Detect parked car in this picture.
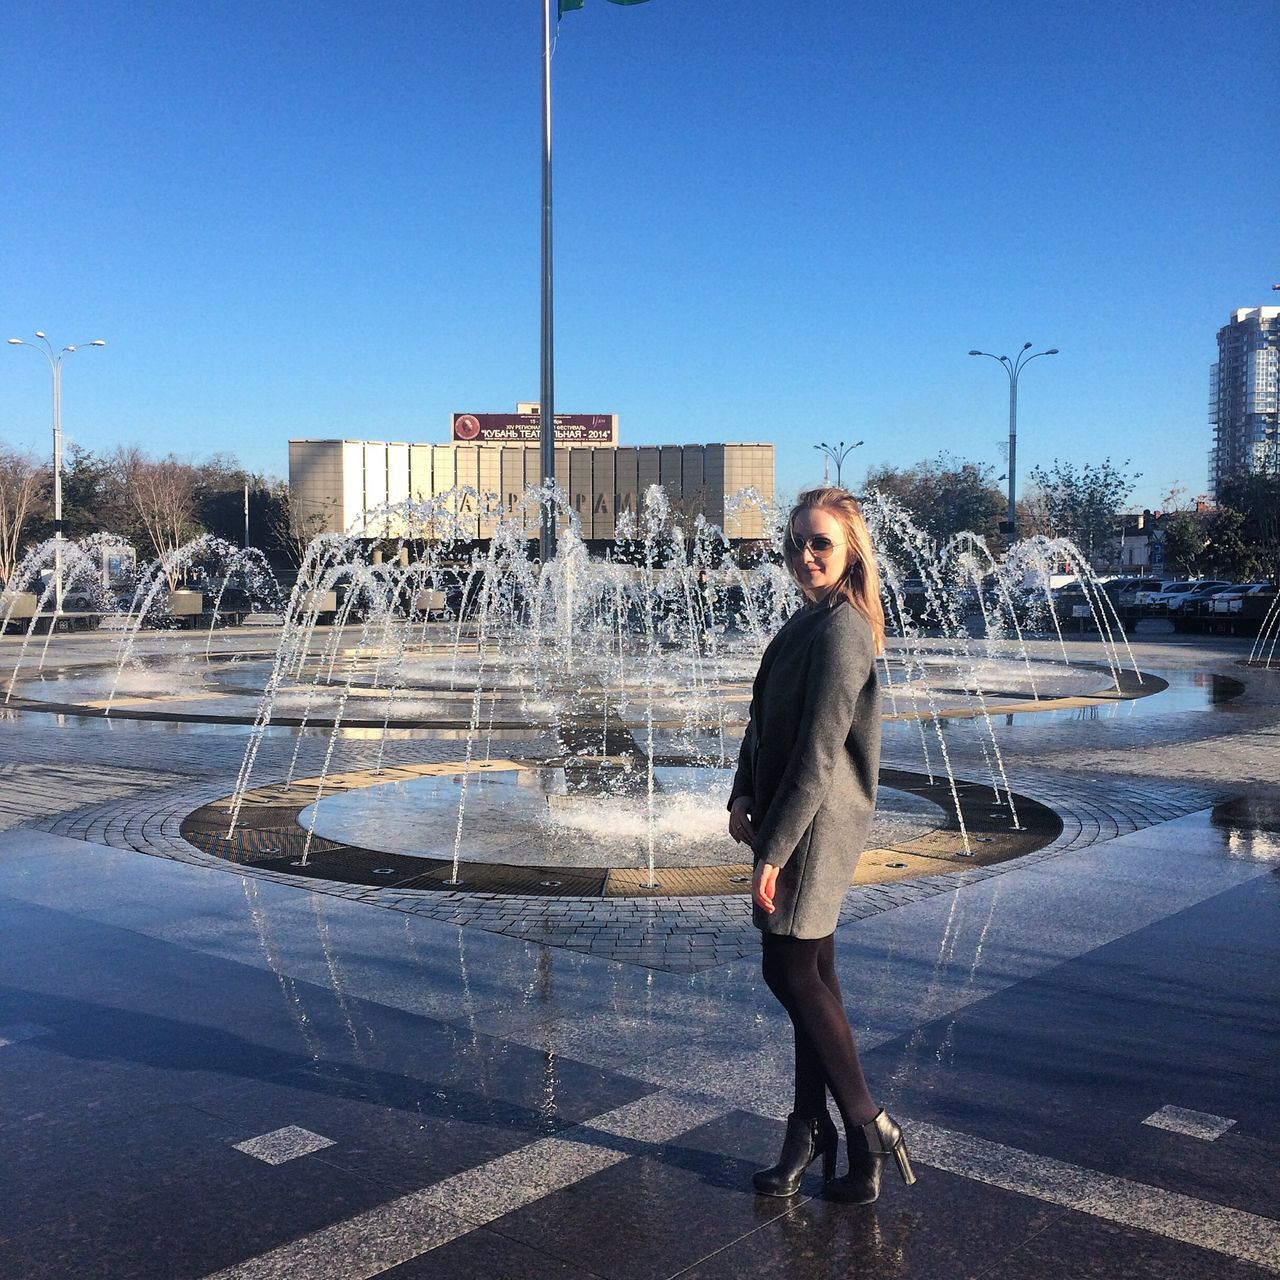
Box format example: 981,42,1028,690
1130,580,1175,609
1146,580,1231,614
1115,578,1166,610
1050,580,1108,629
1209,582,1273,612
1170,583,1238,632
1165,581,1232,616
1098,576,1148,596
1203,582,1278,634
1095,577,1150,614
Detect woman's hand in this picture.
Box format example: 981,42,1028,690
753,860,778,915
728,796,756,849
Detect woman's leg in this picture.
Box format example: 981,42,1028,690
761,933,878,1136
762,935,826,1116
816,932,843,1003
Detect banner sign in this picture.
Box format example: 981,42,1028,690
452,413,616,445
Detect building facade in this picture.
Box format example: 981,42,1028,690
1209,306,1280,496
288,433,775,545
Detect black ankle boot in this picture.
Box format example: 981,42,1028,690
753,1112,839,1197
824,1109,917,1204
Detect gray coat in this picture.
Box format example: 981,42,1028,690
729,596,881,938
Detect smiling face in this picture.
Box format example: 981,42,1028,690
788,506,851,601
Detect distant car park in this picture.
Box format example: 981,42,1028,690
1146,580,1232,614
1174,582,1277,634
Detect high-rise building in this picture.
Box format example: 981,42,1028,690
1208,307,1280,496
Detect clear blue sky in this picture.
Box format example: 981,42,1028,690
2,0,1276,510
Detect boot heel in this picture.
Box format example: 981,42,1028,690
892,1138,917,1185
822,1143,837,1181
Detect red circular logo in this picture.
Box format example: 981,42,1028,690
455,414,481,441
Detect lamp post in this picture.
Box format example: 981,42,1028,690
539,0,557,566
813,439,864,488
7,332,107,613
968,343,1058,550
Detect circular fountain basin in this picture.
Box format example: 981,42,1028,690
183,757,1065,896
8,641,1155,730
298,766,945,870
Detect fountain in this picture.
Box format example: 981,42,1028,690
1247,592,1280,669
1,484,1161,895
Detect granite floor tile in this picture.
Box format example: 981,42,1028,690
861,875,1280,1216
376,1224,603,1279
0,1139,400,1280
832,853,1274,1052
975,1210,1277,1280
186,1059,653,1193
676,1165,1070,1280
0,1102,245,1240
453,981,775,1073
0,893,659,1130
475,1111,809,1280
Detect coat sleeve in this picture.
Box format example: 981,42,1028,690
727,713,756,810
752,609,872,870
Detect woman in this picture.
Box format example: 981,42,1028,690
727,487,915,1205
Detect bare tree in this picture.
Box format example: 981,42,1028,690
0,449,47,584
266,482,339,567
111,447,203,585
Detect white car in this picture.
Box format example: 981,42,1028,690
1130,580,1174,607
1210,583,1274,614
1147,580,1229,613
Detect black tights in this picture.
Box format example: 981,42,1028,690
761,932,878,1137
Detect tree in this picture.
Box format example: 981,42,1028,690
266,482,338,567
20,443,112,547
1015,488,1054,541
57,444,111,541
1200,507,1266,581
1024,458,1141,559
192,454,244,541
110,447,203,582
864,453,1005,549
1216,474,1280,580
1158,510,1209,578
0,449,46,584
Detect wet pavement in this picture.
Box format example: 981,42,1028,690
0,625,1278,1277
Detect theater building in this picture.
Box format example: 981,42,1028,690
288,408,774,547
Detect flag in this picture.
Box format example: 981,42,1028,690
559,0,650,15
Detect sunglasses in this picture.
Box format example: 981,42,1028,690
787,534,844,555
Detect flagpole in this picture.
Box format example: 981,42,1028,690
539,0,557,564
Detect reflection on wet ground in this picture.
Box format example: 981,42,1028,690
1210,796,1280,859
958,669,1245,727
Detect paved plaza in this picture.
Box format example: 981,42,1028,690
1,624,1278,1278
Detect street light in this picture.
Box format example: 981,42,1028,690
813,439,864,488
968,343,1058,550
7,332,107,614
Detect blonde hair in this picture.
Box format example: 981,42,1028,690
783,487,886,655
